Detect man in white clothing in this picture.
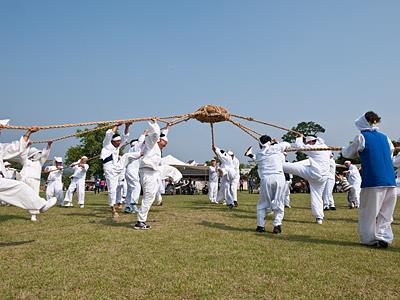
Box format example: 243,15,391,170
124,132,146,213
283,135,332,224
100,122,131,219
342,111,397,248
208,159,219,204
0,121,57,215
343,160,362,208
246,135,291,233
229,151,240,207
3,161,17,180
45,157,64,205
213,145,235,208
63,156,89,208
134,120,170,230
20,141,52,220
323,154,336,211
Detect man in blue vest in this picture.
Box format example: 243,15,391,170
342,111,397,248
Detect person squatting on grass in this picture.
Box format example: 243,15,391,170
342,111,397,248
0,119,57,216
246,135,291,234
283,135,332,225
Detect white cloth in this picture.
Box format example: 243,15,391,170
208,166,218,203
232,156,240,201
255,141,290,227
359,187,397,244
45,166,63,183
69,161,89,180
323,158,336,208
257,175,286,227
137,169,160,222
3,168,16,180
64,178,85,205
140,122,161,171
347,164,361,206
215,147,235,205
0,136,47,212
20,146,50,194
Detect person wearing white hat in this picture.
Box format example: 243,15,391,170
208,159,219,204
0,123,57,215
322,153,336,211
3,161,16,180
283,134,332,224
343,160,362,208
20,141,53,221
229,151,240,207
246,135,291,233
100,122,131,219
44,156,64,206
212,145,236,208
124,131,146,214
342,111,397,248
63,156,89,208
134,120,171,229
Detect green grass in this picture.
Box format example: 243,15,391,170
1,192,399,299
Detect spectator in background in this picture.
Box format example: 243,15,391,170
248,176,254,194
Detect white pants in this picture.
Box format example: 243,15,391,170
125,172,141,206
257,174,285,227
0,178,46,213
208,181,218,203
283,181,291,206
46,181,64,205
232,178,239,202
137,169,160,222
64,178,85,205
283,163,327,219
22,177,41,195
105,176,119,207
217,175,234,205
323,178,335,208
349,184,361,207
116,180,126,204
359,187,397,245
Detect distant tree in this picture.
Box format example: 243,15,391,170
282,121,326,161
65,126,126,179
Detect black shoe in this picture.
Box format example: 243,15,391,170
227,204,234,209
284,205,291,208
377,240,389,248
323,207,330,211
273,225,282,234
233,201,238,207
134,221,151,230
329,206,336,211
256,226,266,233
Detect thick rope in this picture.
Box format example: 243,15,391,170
227,119,260,141
286,147,343,152
231,114,302,136
0,115,182,131
210,123,215,146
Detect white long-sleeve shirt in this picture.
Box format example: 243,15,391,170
347,164,362,186
126,134,145,175
295,137,331,177
100,129,129,164
209,166,218,183
140,122,162,171
256,141,291,177
70,161,89,180
20,147,51,180
0,136,28,177
45,166,63,182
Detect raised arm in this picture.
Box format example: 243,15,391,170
342,134,365,159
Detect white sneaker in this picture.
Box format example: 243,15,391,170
31,214,37,222
79,204,84,208
40,197,57,213
64,202,74,207
316,218,323,225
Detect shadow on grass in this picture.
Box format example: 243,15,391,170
0,215,28,222
0,240,35,247
198,220,255,233
271,234,400,253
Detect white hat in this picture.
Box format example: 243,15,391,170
54,157,63,163
227,150,234,156
28,147,42,158
4,161,11,167
305,136,317,143
81,156,88,160
344,160,351,165
112,135,122,142
0,119,10,126
160,135,168,143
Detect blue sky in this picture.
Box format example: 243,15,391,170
1,1,399,163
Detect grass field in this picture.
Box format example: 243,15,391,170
1,192,399,299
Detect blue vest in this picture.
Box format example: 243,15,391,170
359,131,396,188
